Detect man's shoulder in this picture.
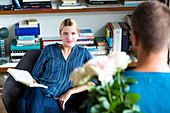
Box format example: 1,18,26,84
122,70,170,79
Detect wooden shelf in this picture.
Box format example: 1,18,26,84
0,67,14,73
0,63,17,72
0,62,137,73
128,62,137,67
0,7,136,15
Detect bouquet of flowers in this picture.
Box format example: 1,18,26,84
70,52,140,113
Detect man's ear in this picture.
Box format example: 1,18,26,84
131,30,139,47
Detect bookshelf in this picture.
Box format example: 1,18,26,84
0,7,136,15
0,5,137,72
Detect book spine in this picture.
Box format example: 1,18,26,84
76,39,94,44
22,1,51,5
79,33,94,37
79,29,94,37
17,40,35,44
124,3,143,6
106,35,113,47
118,22,129,53
126,15,132,29
10,58,21,63
89,1,118,5
22,4,52,8
112,22,122,52
107,22,114,51
0,39,5,58
21,7,52,10
42,40,63,48
10,52,26,56
77,36,94,40
10,39,41,51
15,23,40,36
13,0,21,9
0,5,14,10
23,0,51,2
105,23,113,48
17,35,35,40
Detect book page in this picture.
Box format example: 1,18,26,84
7,68,48,89
29,83,48,89
7,68,33,83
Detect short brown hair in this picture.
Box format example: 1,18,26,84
59,18,79,33
132,1,170,54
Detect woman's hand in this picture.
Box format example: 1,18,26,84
55,90,72,110
33,79,37,83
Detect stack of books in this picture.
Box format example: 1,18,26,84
78,29,108,57
78,29,94,45
21,0,52,10
41,36,63,48
56,0,85,9
105,22,130,54
0,0,14,10
93,37,109,57
10,19,41,62
0,38,5,58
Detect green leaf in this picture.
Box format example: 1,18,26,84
90,104,102,113
111,80,120,89
98,96,107,103
98,96,110,110
112,89,124,96
102,99,110,110
109,78,114,87
132,104,140,112
96,86,107,95
88,85,96,92
123,84,130,92
110,98,121,110
125,93,140,104
121,75,127,84
126,78,138,84
122,109,134,113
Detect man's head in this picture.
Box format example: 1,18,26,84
131,1,170,55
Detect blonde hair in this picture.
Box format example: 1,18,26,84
59,18,79,33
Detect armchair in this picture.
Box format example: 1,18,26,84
2,49,42,113
2,49,88,113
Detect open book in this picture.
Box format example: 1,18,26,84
7,68,48,89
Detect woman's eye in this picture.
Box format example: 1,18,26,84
72,32,76,35
63,32,68,35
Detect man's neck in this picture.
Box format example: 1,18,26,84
134,49,170,72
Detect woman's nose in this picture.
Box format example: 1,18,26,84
67,34,72,39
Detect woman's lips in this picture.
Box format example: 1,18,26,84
67,41,73,43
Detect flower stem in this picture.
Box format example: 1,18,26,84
105,82,112,104
117,69,124,102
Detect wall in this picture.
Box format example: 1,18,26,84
0,11,132,53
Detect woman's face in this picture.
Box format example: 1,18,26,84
60,26,78,47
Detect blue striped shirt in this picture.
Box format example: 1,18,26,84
31,43,92,98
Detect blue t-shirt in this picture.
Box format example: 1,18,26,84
122,70,170,113
31,43,92,98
